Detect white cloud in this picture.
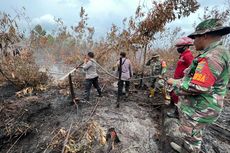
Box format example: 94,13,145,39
1,0,228,37
166,0,227,36
82,0,145,37
32,14,57,33
166,8,204,35
87,0,129,16
85,0,154,19
32,14,56,25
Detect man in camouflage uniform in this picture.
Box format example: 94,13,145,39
167,19,230,152
146,53,167,97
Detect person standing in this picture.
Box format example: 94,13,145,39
168,19,230,152
146,53,167,97
116,52,133,97
168,37,194,118
82,52,102,101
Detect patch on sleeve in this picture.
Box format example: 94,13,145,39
161,61,167,68
191,58,216,88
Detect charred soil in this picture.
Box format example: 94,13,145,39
0,82,164,153
0,81,230,153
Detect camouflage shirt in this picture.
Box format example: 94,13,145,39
146,59,167,76
173,41,230,123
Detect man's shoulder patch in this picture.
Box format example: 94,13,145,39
191,58,216,88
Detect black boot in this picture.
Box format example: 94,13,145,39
167,107,179,119
97,93,103,97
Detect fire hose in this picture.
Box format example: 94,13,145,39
59,60,160,81
59,62,84,80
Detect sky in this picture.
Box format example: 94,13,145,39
0,0,228,38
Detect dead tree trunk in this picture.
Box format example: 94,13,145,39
139,44,147,88
68,74,75,103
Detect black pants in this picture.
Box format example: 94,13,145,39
118,80,130,96
151,78,157,88
84,76,101,101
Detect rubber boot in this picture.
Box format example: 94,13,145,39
171,141,204,153
149,87,155,98
170,142,182,153
165,90,171,100
170,142,192,153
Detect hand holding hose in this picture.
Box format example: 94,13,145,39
76,62,84,69
167,78,175,85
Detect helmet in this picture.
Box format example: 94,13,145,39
188,18,230,39
175,37,193,47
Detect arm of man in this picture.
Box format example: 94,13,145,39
161,61,167,75
82,60,93,70
171,56,223,95
146,59,152,66
129,60,133,77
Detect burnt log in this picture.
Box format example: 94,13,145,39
68,74,75,103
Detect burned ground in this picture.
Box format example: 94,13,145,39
0,81,162,153
0,81,230,153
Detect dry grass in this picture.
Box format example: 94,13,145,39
0,49,49,88
157,49,179,69
0,75,5,85
48,121,106,153
0,97,32,144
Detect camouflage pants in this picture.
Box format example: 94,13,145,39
179,112,206,152
177,96,222,152
173,109,209,153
